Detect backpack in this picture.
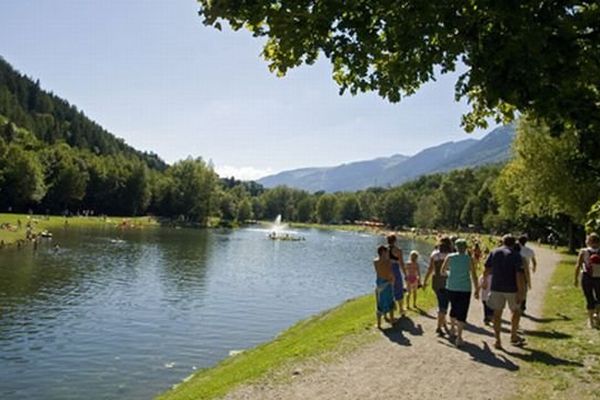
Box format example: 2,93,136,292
585,249,600,278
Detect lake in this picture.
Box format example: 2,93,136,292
0,225,432,399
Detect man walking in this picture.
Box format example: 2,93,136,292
483,235,526,349
518,235,537,314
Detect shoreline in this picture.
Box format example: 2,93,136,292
157,291,438,400
156,232,437,400
0,213,158,248
158,242,598,400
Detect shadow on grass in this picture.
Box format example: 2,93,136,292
380,317,424,347
522,313,572,324
523,329,572,340
439,339,519,372
502,346,583,368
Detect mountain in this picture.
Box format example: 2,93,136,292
258,124,516,192
258,154,410,192
0,57,166,170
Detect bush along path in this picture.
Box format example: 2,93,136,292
218,245,591,400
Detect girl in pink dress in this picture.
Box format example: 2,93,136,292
405,250,422,309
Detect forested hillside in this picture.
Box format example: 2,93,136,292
0,57,165,170
1,57,596,245
0,57,220,219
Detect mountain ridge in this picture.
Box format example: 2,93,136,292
258,125,516,192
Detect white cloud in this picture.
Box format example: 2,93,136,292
215,165,274,181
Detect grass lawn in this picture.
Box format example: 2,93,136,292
513,251,600,399
0,213,158,246
158,290,436,400
283,221,383,234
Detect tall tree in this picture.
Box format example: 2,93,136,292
498,118,598,225
0,144,46,209
296,197,315,222
121,161,151,216
381,189,414,228
41,144,89,211
166,157,219,224
338,194,362,223
237,198,254,222
497,118,599,249
316,194,338,224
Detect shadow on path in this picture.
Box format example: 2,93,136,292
414,307,436,320
438,339,519,372
381,317,424,347
464,323,495,338
464,322,511,336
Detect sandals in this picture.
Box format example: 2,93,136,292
510,336,527,346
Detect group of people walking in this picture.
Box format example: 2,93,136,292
373,233,539,349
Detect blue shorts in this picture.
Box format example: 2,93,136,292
436,288,449,314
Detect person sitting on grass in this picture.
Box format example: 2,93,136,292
574,232,600,329
374,245,396,329
483,234,526,349
405,250,422,309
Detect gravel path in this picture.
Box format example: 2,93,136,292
224,245,561,400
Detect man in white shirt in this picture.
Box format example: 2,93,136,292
519,234,537,314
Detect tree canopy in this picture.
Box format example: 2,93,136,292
199,1,600,169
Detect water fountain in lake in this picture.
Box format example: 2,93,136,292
268,215,304,241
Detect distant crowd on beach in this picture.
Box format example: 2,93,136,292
0,213,144,251
373,232,600,349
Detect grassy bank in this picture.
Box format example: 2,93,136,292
158,291,436,400
281,221,383,234
513,251,600,399
0,213,158,246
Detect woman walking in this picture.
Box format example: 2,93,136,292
424,236,453,336
574,232,600,328
442,238,479,347
387,234,407,316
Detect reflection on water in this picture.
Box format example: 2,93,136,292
0,226,432,400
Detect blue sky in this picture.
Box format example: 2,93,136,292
0,0,495,180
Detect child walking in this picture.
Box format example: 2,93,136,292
479,273,493,325
405,250,422,309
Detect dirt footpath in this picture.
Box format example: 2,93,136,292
223,246,561,400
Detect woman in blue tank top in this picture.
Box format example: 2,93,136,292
442,238,479,347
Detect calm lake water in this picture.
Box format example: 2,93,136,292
0,226,431,400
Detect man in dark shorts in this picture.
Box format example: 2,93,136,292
483,234,526,349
